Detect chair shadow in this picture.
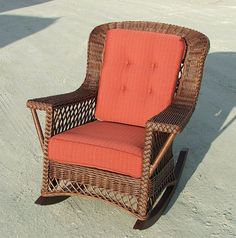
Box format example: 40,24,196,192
165,51,236,213
0,0,53,13
0,15,58,48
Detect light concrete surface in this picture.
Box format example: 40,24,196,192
0,0,236,237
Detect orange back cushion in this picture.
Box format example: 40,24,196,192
95,29,185,127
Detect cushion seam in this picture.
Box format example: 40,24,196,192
49,137,143,157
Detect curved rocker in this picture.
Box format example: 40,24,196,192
35,196,69,205
133,148,188,230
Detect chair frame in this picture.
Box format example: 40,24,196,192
26,21,210,229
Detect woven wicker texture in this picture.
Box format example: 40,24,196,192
27,21,210,220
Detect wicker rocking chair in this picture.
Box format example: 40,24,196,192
27,21,209,229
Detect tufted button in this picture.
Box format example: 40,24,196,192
121,85,126,91
151,63,157,69
148,88,152,94
125,60,130,66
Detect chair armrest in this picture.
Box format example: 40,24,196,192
26,87,96,111
146,103,195,134
27,87,97,151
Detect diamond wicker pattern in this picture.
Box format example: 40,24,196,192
49,178,139,214
48,160,141,215
27,21,210,221
52,98,96,135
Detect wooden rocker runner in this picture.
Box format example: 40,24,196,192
27,21,209,229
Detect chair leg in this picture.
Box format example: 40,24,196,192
133,148,188,230
35,196,69,205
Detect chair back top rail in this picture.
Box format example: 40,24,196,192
82,21,210,107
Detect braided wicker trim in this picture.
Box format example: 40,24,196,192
26,87,96,111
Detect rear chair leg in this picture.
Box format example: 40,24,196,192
35,196,69,205
133,148,189,230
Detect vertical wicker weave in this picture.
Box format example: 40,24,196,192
27,21,210,221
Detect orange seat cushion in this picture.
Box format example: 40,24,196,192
48,121,145,178
96,29,186,127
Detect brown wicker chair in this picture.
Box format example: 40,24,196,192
26,21,210,229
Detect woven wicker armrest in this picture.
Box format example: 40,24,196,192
26,87,96,111
26,87,97,151
146,103,194,134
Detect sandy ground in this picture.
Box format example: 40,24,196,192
0,0,236,237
